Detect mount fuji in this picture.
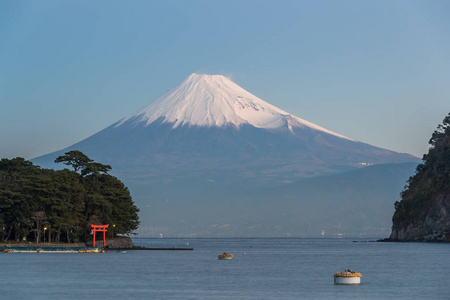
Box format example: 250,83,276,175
33,73,419,237
118,73,353,139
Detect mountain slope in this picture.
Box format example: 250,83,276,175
117,73,354,140
32,73,420,237
34,74,417,181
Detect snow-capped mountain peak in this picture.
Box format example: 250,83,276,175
117,73,354,141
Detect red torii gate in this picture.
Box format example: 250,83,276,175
90,224,109,248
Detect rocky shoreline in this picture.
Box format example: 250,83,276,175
0,236,135,251
388,193,450,243
0,237,194,251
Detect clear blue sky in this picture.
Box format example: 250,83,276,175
1,0,449,159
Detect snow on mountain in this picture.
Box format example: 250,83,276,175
117,73,355,141
31,72,421,237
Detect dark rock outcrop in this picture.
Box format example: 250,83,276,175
97,237,135,249
390,193,450,242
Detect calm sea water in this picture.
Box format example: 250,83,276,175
1,238,449,299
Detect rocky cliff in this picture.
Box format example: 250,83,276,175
390,193,450,242
389,113,450,242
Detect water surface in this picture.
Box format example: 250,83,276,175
1,238,448,299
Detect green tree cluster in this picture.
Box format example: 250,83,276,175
0,151,139,243
393,112,450,223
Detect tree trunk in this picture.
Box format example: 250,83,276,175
14,229,19,242
4,228,12,242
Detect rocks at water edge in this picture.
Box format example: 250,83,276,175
101,237,135,249
389,193,450,242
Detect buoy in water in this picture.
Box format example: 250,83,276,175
333,270,362,285
218,253,233,260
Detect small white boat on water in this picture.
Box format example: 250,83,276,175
333,269,362,284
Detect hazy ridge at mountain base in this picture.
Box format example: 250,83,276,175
133,162,418,238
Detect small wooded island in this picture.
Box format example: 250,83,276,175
388,112,450,242
0,150,140,245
